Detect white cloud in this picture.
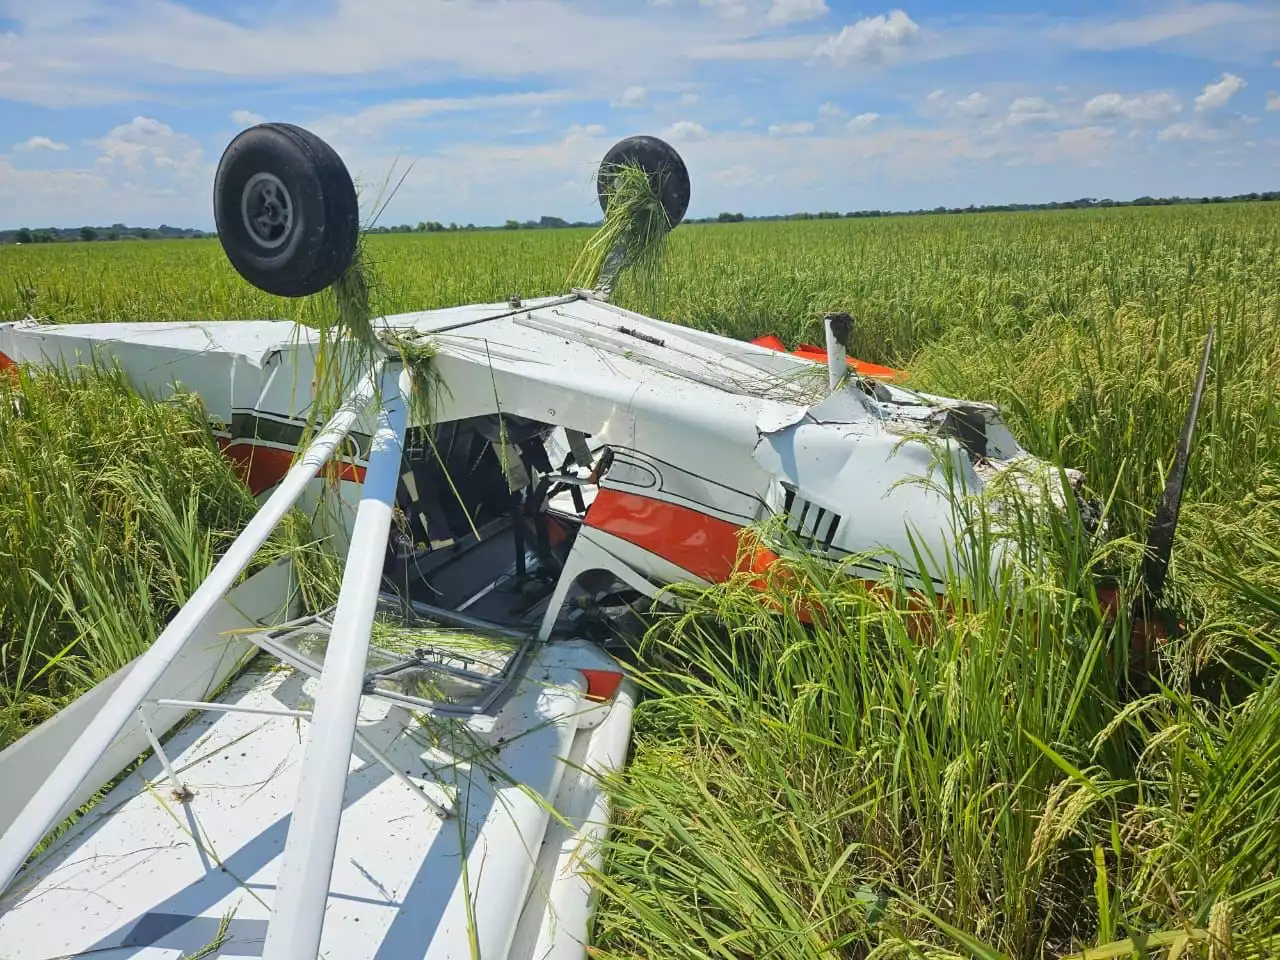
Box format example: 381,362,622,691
767,0,829,26
1195,73,1246,112
1052,4,1275,51
563,123,606,144
679,92,701,106
1267,92,1280,111
661,120,710,142
701,0,747,18
847,112,880,129
1006,96,1057,126
814,10,920,65
712,164,760,188
768,121,816,136
15,136,69,152
3,0,703,89
0,74,144,109
1035,126,1114,166
1155,117,1248,141
1157,121,1207,141
0,117,217,228
741,117,757,127
689,35,820,60
1141,75,1252,144
89,117,203,174
613,86,648,108
818,102,846,119
230,109,266,127
955,92,989,117
922,90,993,121
0,158,108,223
1083,92,1181,123
316,90,586,140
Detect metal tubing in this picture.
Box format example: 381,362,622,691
594,242,627,301
417,293,579,336
152,699,310,720
0,364,384,896
263,366,407,960
139,714,188,798
150,700,450,817
151,700,451,818
244,632,319,678
351,730,453,820
824,315,845,393
388,594,529,640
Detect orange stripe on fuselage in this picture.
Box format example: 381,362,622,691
585,488,742,582
585,488,771,583
584,488,934,633
217,439,366,497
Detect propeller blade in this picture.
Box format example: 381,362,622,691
1140,323,1215,601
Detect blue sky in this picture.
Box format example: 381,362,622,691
1,1,1278,228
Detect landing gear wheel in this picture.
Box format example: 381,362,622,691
597,135,691,228
214,123,359,298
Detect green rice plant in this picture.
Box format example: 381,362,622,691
589,463,1280,959
4,201,1280,956
908,305,1280,674
305,243,382,422
0,360,330,748
5,205,1277,362
569,161,674,306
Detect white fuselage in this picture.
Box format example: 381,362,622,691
0,293,1047,613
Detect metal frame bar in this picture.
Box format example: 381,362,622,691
144,698,454,820
412,292,580,336
257,624,531,718
153,698,310,719
593,242,627,301
245,593,535,718
263,364,409,960
350,730,453,821
393,595,529,641
249,628,331,678
138,712,189,799
0,363,386,896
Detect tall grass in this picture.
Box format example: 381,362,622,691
905,289,1280,668
5,205,1275,366
590,486,1280,958
0,362,329,749
569,161,675,306
3,203,1280,954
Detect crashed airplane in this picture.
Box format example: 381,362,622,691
0,123,1202,959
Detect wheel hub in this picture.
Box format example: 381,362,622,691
241,172,294,249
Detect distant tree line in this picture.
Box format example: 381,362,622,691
363,216,603,235
689,191,1280,225
4,191,1278,244
0,223,208,245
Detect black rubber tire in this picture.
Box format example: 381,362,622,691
596,135,690,227
213,123,359,298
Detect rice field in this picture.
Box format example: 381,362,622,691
3,203,1280,957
